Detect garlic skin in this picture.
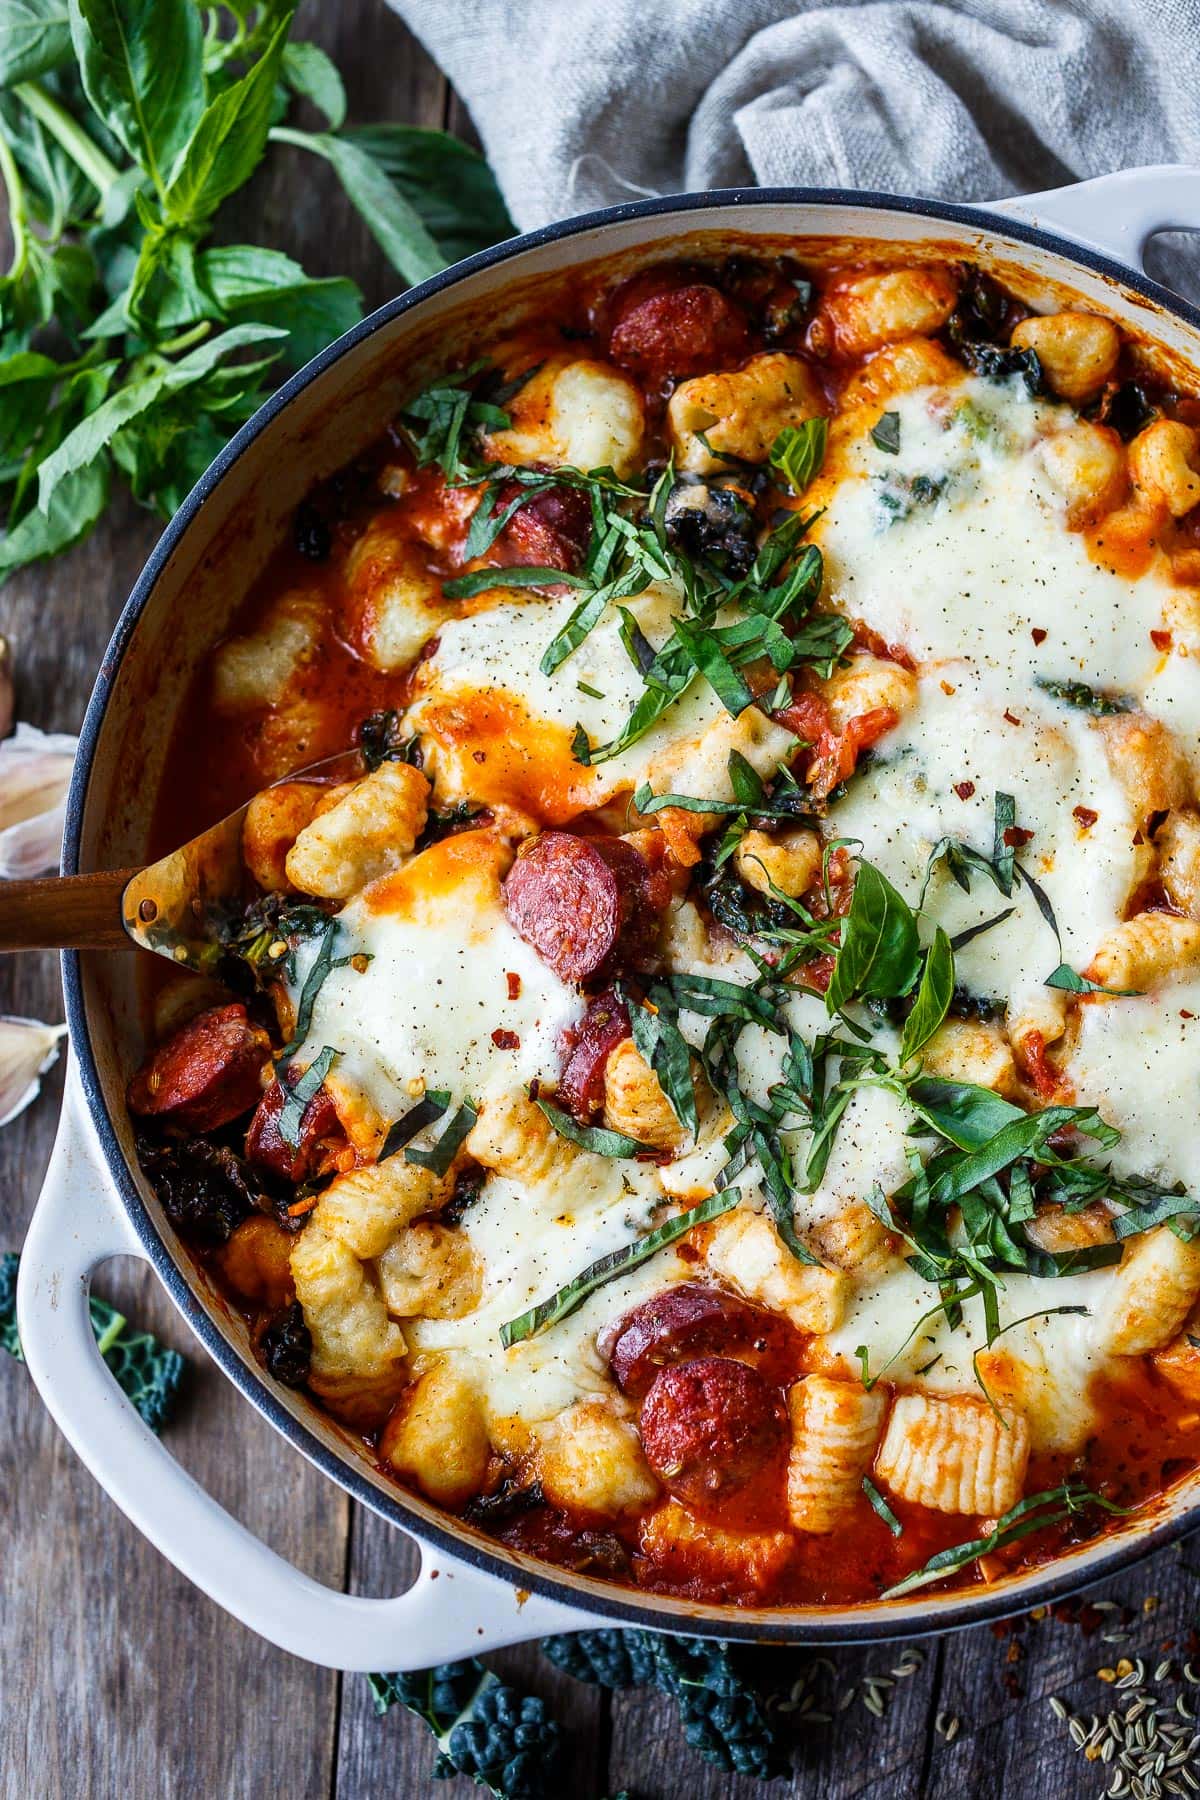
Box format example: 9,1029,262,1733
0,723,78,879
0,1016,67,1127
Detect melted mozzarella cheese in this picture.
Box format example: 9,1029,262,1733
820,1264,1110,1451
410,1163,681,1422
406,581,725,816
1068,973,1200,1187
291,832,583,1146
830,670,1141,1015
812,377,1200,754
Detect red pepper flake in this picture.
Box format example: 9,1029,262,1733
1003,709,1022,727
1152,628,1173,652
940,680,956,696
1031,627,1048,645
1182,1009,1195,1020
1003,825,1034,848
491,1028,520,1050
1073,806,1099,829
472,750,487,764
287,1194,319,1218
506,971,521,1000
954,780,976,800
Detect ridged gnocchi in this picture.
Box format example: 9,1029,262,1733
875,1394,1030,1516
1102,1227,1200,1355
706,1209,849,1332
787,1376,886,1533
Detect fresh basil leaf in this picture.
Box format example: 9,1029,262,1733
69,0,205,189
163,18,287,224
443,564,586,601
197,246,360,368
627,992,698,1138
280,40,346,130
0,453,108,571
0,0,72,86
535,1097,649,1158
405,1097,478,1174
870,411,900,455
922,1106,1115,1211
538,583,613,674
672,613,755,717
277,1046,337,1148
827,861,922,1014
1045,963,1140,997
499,1188,741,1346
586,639,695,764
35,321,285,503
269,126,445,286
768,417,828,493
1111,1189,1200,1241
862,1474,902,1536
378,1089,451,1162
281,917,342,1057
992,792,1016,896
906,1077,1025,1151
727,748,766,810
340,123,515,263
661,971,783,1033
900,927,954,1063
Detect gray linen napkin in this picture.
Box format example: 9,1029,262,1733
388,0,1200,288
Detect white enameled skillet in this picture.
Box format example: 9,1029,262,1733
16,166,1200,1670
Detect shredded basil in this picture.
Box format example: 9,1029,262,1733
282,919,347,1057
378,1089,451,1162
862,1474,903,1536
405,1097,479,1174
882,1483,1129,1599
1035,675,1135,717
442,565,588,600
498,1188,741,1347
277,1047,337,1148
899,927,955,1063
768,418,829,493
534,1098,649,1159
870,411,901,455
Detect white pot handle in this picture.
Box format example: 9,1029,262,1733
17,1065,598,1670
990,164,1200,273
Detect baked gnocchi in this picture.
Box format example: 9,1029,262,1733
132,243,1200,1612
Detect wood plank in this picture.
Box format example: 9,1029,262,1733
0,5,440,1797
334,1516,610,1800
0,482,345,1800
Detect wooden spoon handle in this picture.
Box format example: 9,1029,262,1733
0,869,139,952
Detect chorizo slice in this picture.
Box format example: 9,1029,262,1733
128,1003,270,1132
600,1281,778,1399
638,1355,786,1511
245,1075,344,1184
556,988,632,1119
608,270,750,387
492,481,592,573
503,831,661,982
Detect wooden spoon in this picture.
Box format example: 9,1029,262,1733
0,749,365,967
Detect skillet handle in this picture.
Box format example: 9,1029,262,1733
991,164,1200,273
17,1065,598,1670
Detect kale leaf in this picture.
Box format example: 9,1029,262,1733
1,1250,184,1432
368,1659,566,1799
542,1630,789,1781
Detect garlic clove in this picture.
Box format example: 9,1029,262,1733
0,1015,68,1127
0,723,78,879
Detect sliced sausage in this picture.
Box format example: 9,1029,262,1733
600,1282,776,1399
494,482,592,573
639,1356,786,1510
609,271,750,388
504,832,662,983
128,1003,271,1132
557,988,631,1119
245,1076,344,1183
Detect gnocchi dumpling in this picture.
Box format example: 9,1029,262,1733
786,1376,886,1533
483,353,644,477
875,1393,1030,1516
285,760,431,899
668,353,826,474
706,1208,849,1332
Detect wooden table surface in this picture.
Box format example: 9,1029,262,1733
2,8,1198,1797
